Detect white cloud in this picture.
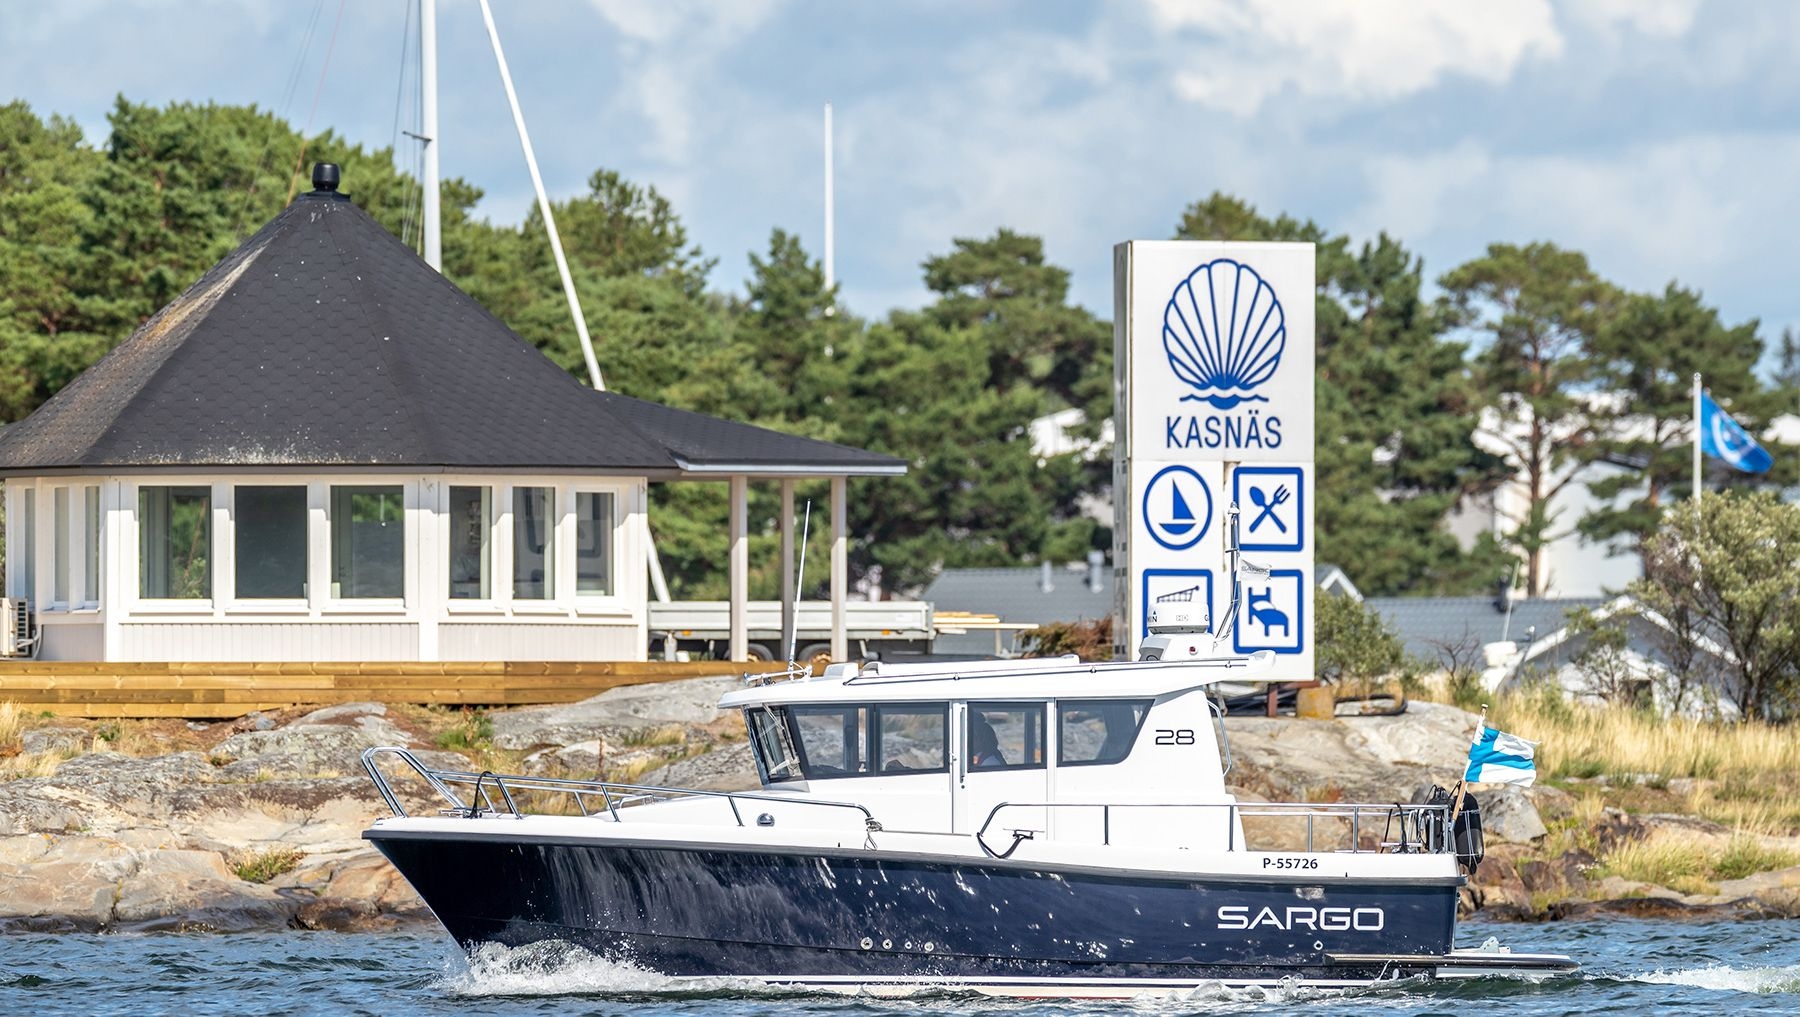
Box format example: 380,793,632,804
1347,132,1798,301
584,0,787,163
1145,0,1563,115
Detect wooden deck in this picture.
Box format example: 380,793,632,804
0,660,808,718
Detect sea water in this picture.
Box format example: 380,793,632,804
2,917,1797,1016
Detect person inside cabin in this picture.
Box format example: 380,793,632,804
969,716,1006,768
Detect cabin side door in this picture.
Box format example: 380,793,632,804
952,701,1050,837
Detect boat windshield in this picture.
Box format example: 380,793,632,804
746,704,948,782
747,707,801,782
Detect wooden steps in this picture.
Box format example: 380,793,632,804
0,660,804,718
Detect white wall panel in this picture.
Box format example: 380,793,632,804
116,622,419,662
439,622,637,661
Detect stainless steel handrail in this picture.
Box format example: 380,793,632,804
360,746,881,830
974,800,1452,858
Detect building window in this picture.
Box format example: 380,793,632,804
513,486,554,600
235,486,307,600
575,492,613,596
448,486,491,600
52,487,69,606
18,493,34,601
83,485,100,606
139,486,211,599
330,485,403,599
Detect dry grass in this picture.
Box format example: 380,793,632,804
232,845,304,883
1488,690,1800,786
0,701,23,748
1597,830,1720,895
618,724,686,749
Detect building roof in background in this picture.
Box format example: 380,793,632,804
1367,595,1605,664
923,563,1113,626
0,170,904,479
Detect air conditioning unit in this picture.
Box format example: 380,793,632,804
0,598,37,657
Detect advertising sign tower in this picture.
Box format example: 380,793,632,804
1112,242,1315,677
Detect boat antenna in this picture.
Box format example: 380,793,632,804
787,500,814,665
1216,501,1269,649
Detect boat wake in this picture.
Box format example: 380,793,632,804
1632,963,1800,995
438,940,776,999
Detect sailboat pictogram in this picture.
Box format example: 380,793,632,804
1162,484,1197,535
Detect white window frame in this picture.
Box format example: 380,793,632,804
323,478,415,614
504,482,561,613
570,482,629,612
79,483,101,611
225,480,313,614
126,478,222,614
440,479,502,616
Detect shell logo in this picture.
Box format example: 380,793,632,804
1161,259,1286,411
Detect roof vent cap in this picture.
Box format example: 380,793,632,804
311,162,341,192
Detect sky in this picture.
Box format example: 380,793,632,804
3,0,1798,345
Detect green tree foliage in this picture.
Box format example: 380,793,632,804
1440,243,1614,595
834,231,1110,592
1637,492,1800,720
1177,194,1509,595
1581,285,1770,548
1313,592,1407,690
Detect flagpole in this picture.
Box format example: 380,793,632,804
1693,372,1702,504
1448,704,1487,840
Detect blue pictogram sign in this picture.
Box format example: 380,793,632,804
1162,259,1287,410
1142,465,1213,550
1233,466,1304,553
1141,570,1214,641
1233,569,1304,655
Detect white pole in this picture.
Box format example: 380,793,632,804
823,102,834,295
830,477,847,662
477,0,605,391
420,0,441,272
1693,372,1702,503
780,480,796,661
729,476,749,662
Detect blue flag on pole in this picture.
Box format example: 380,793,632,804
1464,726,1537,787
1700,392,1773,474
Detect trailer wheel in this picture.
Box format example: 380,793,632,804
745,643,775,662
796,643,833,670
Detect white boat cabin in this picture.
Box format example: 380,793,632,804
717,653,1275,851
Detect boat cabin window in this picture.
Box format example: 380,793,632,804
873,705,947,773
789,705,869,777
747,708,801,783
1058,699,1153,766
745,704,948,780
968,704,1045,770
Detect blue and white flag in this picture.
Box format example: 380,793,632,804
1700,392,1773,474
1464,726,1537,787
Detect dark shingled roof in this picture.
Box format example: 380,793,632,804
1364,595,1605,663
0,176,904,478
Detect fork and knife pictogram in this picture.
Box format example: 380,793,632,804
1248,484,1290,533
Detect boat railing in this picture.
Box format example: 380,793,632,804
361,746,881,831
974,800,1453,858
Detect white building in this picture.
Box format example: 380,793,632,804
0,166,903,662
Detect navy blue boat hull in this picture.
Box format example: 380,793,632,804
369,830,1460,985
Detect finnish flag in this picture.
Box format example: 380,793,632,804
1700,392,1773,474
1464,726,1537,787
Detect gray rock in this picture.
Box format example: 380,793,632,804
112,849,291,932
522,740,603,779
21,727,88,756
491,675,741,751
635,741,759,792
212,704,412,777
1476,785,1548,843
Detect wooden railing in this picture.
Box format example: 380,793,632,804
0,660,810,718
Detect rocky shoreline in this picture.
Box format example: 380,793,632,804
1,681,1796,933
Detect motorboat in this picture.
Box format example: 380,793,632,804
361,651,1576,997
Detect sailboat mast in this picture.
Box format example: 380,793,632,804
420,0,441,272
